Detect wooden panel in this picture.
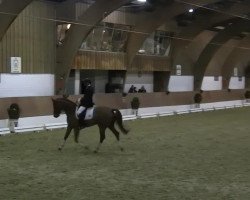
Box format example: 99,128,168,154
130,54,171,71
72,50,127,70
73,51,171,71
0,1,55,73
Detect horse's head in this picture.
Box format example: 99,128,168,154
51,98,62,118
52,97,76,118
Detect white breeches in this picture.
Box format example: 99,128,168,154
76,106,86,119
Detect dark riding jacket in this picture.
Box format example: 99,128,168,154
80,85,94,108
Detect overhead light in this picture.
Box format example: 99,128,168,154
138,49,145,53
188,8,194,13
66,24,71,29
214,26,225,30
137,0,146,2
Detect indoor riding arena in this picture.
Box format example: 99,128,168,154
0,0,250,199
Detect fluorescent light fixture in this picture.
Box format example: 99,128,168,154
188,8,194,13
137,0,146,2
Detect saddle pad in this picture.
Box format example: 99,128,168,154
85,107,94,120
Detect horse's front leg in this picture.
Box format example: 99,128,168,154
58,126,72,151
94,126,106,153
74,128,89,150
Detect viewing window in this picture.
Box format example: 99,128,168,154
81,22,130,52
138,30,172,56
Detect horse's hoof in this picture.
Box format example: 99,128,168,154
58,147,62,151
120,148,124,152
93,150,98,153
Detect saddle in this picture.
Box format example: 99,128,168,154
77,107,94,121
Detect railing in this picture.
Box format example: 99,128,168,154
1,102,250,135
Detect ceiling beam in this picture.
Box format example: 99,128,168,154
221,36,250,89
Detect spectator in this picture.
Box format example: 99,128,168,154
138,85,146,93
128,85,135,93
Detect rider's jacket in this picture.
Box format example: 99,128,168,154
80,84,94,108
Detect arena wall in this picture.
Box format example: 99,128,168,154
0,90,246,120
0,74,54,97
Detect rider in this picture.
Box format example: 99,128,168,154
76,78,94,123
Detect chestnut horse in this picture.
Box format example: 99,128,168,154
51,97,129,152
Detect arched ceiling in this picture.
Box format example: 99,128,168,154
172,1,250,76
0,0,33,40
193,18,250,90
204,38,241,76
175,1,250,39
126,0,224,67
221,36,250,89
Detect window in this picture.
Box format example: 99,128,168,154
81,23,130,52
139,30,172,56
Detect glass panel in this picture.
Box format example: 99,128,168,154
81,22,130,52
138,30,172,56
56,24,71,46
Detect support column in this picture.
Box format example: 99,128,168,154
74,69,80,95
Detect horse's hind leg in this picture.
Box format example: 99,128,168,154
58,126,72,151
94,126,106,153
109,125,124,151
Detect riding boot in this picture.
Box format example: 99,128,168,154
78,110,87,128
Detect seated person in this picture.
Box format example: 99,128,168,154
138,85,146,93
128,85,135,93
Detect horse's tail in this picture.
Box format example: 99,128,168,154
112,109,129,134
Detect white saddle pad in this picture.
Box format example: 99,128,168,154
84,107,94,120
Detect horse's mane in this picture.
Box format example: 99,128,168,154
56,98,76,107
